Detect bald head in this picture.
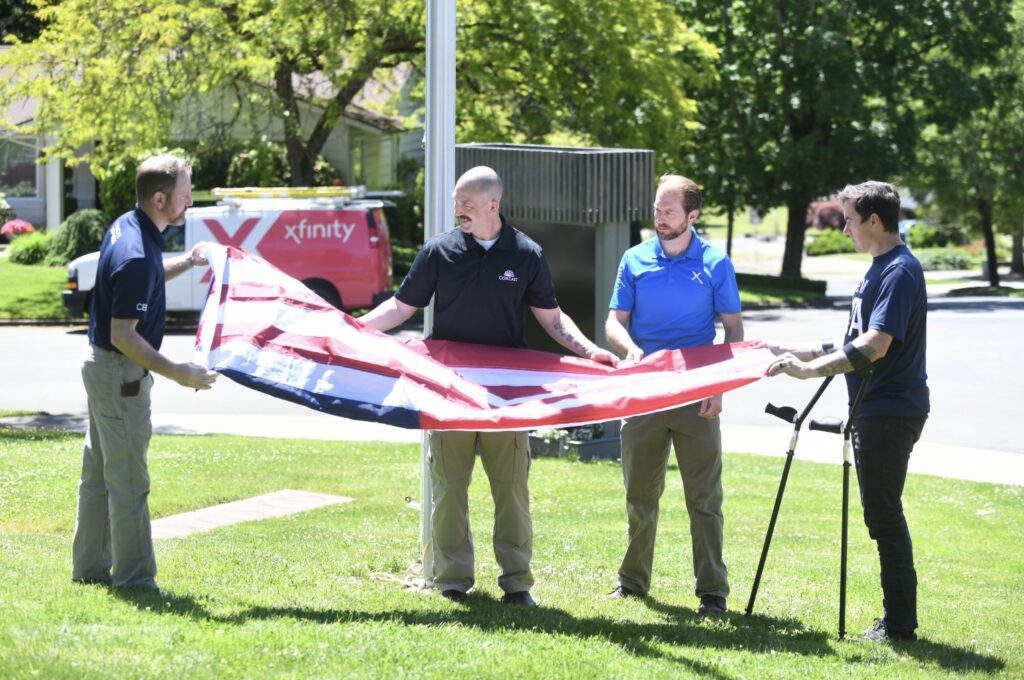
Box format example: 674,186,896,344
453,166,504,238
455,166,503,203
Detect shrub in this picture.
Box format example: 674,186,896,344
226,137,289,187
46,209,109,266
0,194,14,224
8,230,53,265
226,136,342,188
906,222,969,249
916,247,976,271
805,228,855,256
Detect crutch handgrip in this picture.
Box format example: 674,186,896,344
809,417,844,434
764,403,798,423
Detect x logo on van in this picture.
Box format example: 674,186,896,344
199,218,261,282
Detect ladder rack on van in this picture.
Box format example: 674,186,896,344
212,186,367,200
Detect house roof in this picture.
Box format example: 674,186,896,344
290,69,405,133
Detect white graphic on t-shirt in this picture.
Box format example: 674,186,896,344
691,271,704,285
847,293,864,337
498,269,518,282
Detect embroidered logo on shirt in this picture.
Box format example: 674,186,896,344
691,271,705,285
136,303,148,312
110,223,122,245
498,269,518,283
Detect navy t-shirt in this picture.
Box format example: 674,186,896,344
844,244,929,417
396,216,558,348
88,207,167,352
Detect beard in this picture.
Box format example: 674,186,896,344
657,222,689,242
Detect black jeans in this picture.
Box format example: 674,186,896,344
851,415,927,634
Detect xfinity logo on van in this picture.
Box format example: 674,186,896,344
284,219,357,245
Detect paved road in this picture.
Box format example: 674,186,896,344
2,298,1022,455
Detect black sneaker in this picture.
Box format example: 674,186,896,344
501,591,538,607
698,595,727,615
605,585,644,600
863,618,916,642
440,589,468,603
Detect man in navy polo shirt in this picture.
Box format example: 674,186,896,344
767,181,929,642
605,174,744,614
72,154,218,591
361,166,617,607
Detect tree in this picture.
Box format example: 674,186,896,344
1,0,423,185
683,0,1014,277
0,0,713,184
0,0,45,42
910,2,1024,287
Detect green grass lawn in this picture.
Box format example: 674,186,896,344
0,259,66,319
701,206,790,240
1,428,1019,678
739,280,828,307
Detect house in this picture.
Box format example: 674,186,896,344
1,45,409,229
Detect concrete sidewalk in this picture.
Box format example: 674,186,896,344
3,411,1021,487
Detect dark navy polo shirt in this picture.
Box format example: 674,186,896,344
843,244,929,417
88,206,167,352
396,216,558,348
609,231,741,354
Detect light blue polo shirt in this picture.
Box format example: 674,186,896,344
609,232,741,354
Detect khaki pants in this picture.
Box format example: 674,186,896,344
72,345,158,588
427,431,533,594
617,404,728,598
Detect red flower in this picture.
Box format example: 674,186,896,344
1,219,35,236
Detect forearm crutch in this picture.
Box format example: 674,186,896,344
745,375,835,617
808,371,873,641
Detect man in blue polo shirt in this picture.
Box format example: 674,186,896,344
361,166,617,607
72,154,218,591
605,174,743,614
767,181,928,642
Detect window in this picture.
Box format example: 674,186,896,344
0,136,38,198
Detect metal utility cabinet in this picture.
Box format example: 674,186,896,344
455,143,654,352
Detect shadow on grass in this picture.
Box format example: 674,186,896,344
0,424,80,442
109,586,1005,674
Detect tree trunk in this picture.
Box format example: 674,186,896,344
780,197,809,278
726,205,734,258
978,197,1000,288
274,59,315,186
1012,219,1023,275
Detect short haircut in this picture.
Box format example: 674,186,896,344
837,181,901,233
456,166,503,202
136,154,192,204
656,174,702,214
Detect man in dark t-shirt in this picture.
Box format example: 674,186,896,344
72,155,218,591
360,166,617,606
766,181,928,642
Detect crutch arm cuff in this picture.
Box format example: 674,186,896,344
843,342,873,375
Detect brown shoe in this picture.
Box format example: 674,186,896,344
605,585,644,600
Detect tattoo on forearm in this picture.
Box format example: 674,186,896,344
817,358,854,376
553,318,590,356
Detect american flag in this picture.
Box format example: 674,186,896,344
195,246,774,431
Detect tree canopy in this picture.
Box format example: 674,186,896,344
684,0,1014,276
1,0,713,183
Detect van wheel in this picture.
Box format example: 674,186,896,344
304,280,342,309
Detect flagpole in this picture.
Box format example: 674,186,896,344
421,0,456,583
